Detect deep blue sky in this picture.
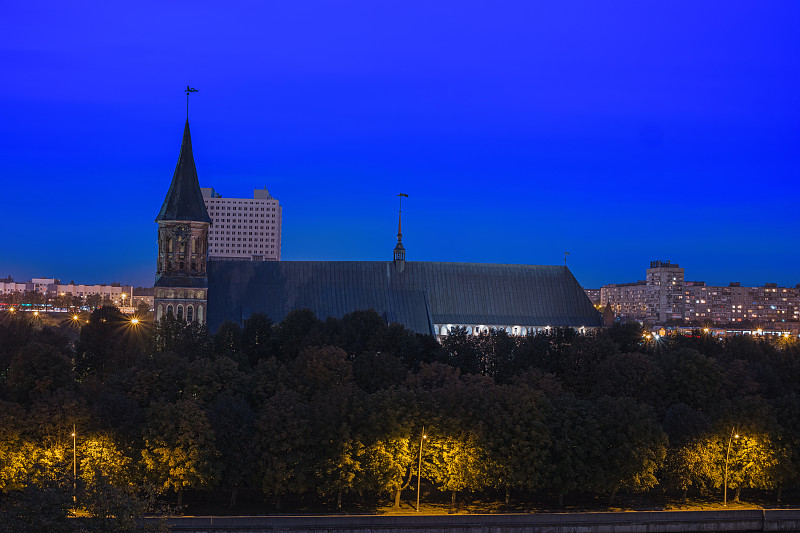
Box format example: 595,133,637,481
2,2,798,289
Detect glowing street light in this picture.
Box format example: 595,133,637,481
723,429,740,506
71,425,77,503
121,293,126,308
416,428,427,512
130,317,140,326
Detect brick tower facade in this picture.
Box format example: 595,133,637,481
154,121,212,324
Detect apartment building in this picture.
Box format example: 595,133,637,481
602,261,800,325
201,187,282,261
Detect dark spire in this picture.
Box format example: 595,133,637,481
393,194,407,267
155,121,212,223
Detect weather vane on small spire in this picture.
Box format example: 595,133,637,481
185,85,198,121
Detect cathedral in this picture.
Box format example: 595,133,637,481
155,121,602,335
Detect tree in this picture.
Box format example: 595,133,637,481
206,394,256,509
479,381,550,502
74,306,141,379
273,309,322,362
425,432,491,505
441,327,482,375
255,389,314,508
593,396,667,505
212,321,243,362
7,342,74,405
663,439,715,502
290,346,360,507
0,474,73,533
79,433,133,488
141,399,219,505
658,348,723,412
591,352,664,406
356,387,419,507
353,351,407,393
241,313,274,366
543,395,603,506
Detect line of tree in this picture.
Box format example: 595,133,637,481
2,307,800,524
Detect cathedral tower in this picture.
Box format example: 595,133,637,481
154,121,212,324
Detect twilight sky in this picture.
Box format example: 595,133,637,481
2,2,798,289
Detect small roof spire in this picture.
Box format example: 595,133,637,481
394,194,408,265
397,206,403,243
155,121,212,223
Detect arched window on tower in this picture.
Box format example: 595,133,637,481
166,304,174,317
187,305,194,323
177,305,184,321
191,238,196,254
167,238,173,253
197,305,203,324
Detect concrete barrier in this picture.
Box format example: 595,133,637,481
151,509,800,533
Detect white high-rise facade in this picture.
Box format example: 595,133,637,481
201,187,282,261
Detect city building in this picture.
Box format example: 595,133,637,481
602,261,800,327
155,119,602,333
0,276,147,309
601,261,685,323
583,288,601,305
646,260,685,323
201,187,282,261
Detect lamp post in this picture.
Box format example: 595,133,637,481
723,429,739,506
71,424,76,503
416,427,427,512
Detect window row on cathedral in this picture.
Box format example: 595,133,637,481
157,303,204,324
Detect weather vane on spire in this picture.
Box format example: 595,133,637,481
185,85,198,121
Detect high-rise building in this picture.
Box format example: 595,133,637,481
201,187,282,261
646,260,685,323
601,260,685,323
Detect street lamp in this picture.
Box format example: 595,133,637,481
71,424,77,503
723,429,740,506
416,428,427,512
121,293,126,309
130,317,139,326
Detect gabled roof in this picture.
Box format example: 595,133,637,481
207,260,602,334
155,121,212,224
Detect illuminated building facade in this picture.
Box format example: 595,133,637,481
602,261,686,323
201,187,282,261
684,281,800,324
602,261,800,326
